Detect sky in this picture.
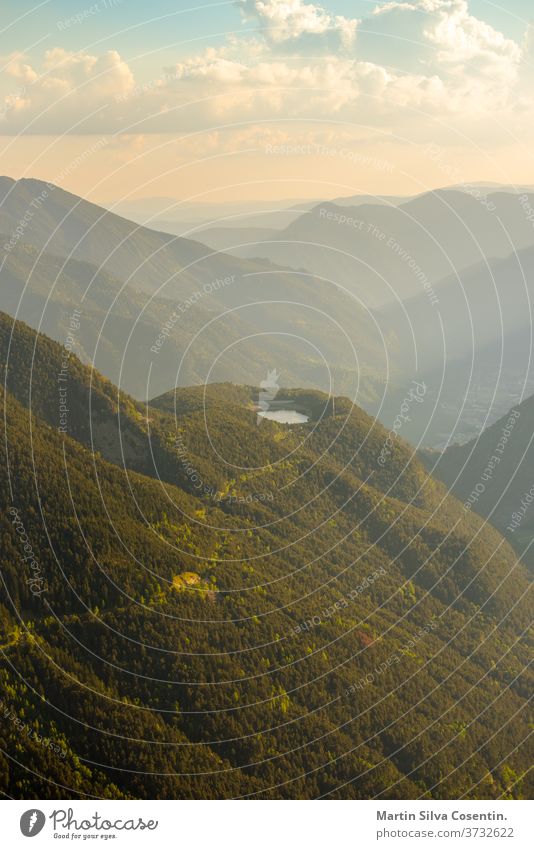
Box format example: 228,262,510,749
1,0,534,204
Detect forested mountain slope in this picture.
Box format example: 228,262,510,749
426,395,534,568
0,315,531,799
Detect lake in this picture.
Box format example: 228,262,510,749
258,410,309,424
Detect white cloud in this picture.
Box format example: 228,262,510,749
372,0,520,80
237,0,357,51
365,0,522,112
423,1,520,70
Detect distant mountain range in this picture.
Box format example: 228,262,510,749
0,177,393,406
3,176,534,448
110,184,534,238
234,189,534,308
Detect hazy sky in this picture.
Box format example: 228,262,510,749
1,0,534,204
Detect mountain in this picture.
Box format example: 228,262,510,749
0,178,397,405
0,312,532,799
136,186,534,238
0,177,324,301
0,176,209,294
375,241,534,447
379,242,534,371
426,392,534,569
6,177,534,448
132,197,409,239
234,189,534,308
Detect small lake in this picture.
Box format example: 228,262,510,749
258,410,309,424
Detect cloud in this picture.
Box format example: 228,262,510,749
371,0,520,80
363,0,522,112
423,1,520,71
237,0,358,51
0,48,135,133
0,0,531,141
1,52,38,84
